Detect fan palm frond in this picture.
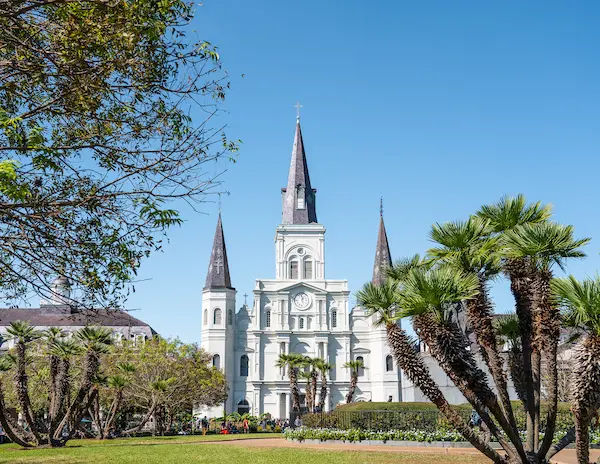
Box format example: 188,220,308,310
476,194,552,233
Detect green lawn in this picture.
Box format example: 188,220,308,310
0,434,491,464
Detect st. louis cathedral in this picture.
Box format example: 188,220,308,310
198,117,465,419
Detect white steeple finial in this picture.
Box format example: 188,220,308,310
294,101,303,122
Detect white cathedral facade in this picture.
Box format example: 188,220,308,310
199,119,432,419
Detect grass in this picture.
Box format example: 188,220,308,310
0,434,491,464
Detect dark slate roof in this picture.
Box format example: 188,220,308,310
0,308,156,333
372,213,392,286
204,213,234,290
281,120,318,225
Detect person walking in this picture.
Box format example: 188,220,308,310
242,418,249,434
201,416,209,436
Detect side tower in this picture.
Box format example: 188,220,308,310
201,213,236,414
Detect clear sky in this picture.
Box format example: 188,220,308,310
125,0,600,343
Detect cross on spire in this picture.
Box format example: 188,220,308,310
380,196,383,217
294,101,303,122
243,293,248,305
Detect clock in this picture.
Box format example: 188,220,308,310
293,292,310,310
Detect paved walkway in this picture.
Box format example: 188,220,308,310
210,438,600,464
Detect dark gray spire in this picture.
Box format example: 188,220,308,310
372,203,392,286
204,214,234,290
281,120,317,224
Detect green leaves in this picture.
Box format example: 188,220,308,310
553,275,600,336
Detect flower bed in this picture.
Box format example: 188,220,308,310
284,427,600,445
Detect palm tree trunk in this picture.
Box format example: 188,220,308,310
50,357,70,440
319,373,328,411
413,314,526,462
14,341,42,445
465,281,518,432
0,379,34,447
506,259,537,452
346,373,357,404
546,427,575,461
570,336,600,464
103,391,123,438
89,392,104,439
304,379,312,411
508,349,527,407
54,351,100,442
311,371,318,412
537,269,561,459
290,368,300,412
385,322,506,464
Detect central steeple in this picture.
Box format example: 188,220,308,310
204,213,234,290
372,199,392,286
281,119,317,225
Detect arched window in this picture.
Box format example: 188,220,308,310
213,308,222,325
386,355,393,372
299,317,305,329
356,356,364,377
332,310,337,328
265,310,271,328
227,309,233,325
240,355,249,377
212,354,220,369
237,399,250,415
297,185,305,209
290,260,299,279
203,309,208,325
303,259,313,279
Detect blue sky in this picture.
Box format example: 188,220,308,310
125,1,600,342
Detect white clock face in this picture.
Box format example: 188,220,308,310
294,292,310,310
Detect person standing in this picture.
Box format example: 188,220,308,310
201,416,209,436
242,418,249,434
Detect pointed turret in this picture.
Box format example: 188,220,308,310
372,200,392,286
281,119,317,224
204,214,234,290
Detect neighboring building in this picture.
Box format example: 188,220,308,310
0,276,156,348
198,117,402,419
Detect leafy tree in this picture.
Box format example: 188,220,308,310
0,0,237,309
108,337,226,435
343,359,364,404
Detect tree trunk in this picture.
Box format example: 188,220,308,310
385,322,506,464
465,281,517,431
103,391,123,438
413,314,525,462
122,397,159,435
14,341,41,445
311,370,318,412
346,373,357,404
319,373,328,411
546,427,575,461
50,357,71,440
289,368,300,412
506,259,537,452
0,379,34,447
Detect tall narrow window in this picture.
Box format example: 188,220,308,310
240,355,249,377
227,309,233,325
290,261,299,279
304,260,313,279
213,308,222,325
297,186,305,209
203,309,208,325
332,310,337,328
356,356,364,377
386,355,393,372
212,354,220,369
299,317,305,329
266,310,271,328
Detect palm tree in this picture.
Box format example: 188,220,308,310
298,370,312,412
98,362,136,439
356,277,504,464
551,275,600,464
397,266,525,462
343,359,364,404
314,359,332,411
54,326,112,443
427,217,518,432
477,194,552,453
5,321,42,445
275,353,305,412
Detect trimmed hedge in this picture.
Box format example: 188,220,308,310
301,402,574,433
